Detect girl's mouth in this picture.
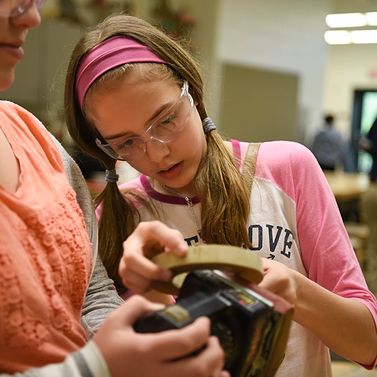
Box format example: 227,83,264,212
158,162,182,180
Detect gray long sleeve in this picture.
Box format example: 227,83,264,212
54,137,123,336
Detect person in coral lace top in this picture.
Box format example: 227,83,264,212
0,2,229,377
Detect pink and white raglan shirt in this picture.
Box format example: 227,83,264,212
119,140,377,377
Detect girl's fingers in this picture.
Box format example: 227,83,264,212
138,317,211,360
119,250,170,284
129,221,188,257
121,267,157,293
119,221,188,290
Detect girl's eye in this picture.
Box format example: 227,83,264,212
159,113,177,127
123,138,135,147
118,137,141,150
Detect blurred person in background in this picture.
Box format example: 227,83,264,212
311,114,347,171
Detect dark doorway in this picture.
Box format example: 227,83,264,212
350,89,377,172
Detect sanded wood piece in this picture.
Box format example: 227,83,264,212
151,244,263,294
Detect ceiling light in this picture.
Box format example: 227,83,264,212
366,12,377,26
324,29,377,44
324,30,352,44
326,13,367,28
351,30,377,43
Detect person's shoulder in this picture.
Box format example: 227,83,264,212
238,140,314,168
253,141,323,199
0,100,45,130
259,140,314,162
255,140,318,179
0,100,33,116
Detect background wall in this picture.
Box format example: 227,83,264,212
215,0,330,144
219,64,299,142
2,0,377,153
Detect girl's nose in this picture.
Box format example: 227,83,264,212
146,139,170,163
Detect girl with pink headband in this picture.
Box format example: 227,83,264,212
65,14,377,377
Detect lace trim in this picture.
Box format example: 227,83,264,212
0,186,91,350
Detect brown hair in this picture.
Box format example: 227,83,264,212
64,14,252,289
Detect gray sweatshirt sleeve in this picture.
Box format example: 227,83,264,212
82,254,124,337
52,136,124,335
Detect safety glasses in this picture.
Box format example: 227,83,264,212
0,0,44,18
95,81,194,161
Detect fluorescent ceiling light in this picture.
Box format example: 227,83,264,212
324,29,377,44
324,30,352,44
326,13,367,28
351,30,377,43
326,12,377,28
366,12,377,26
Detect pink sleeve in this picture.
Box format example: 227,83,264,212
257,142,377,331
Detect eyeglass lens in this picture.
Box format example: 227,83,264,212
99,91,193,161
0,0,44,17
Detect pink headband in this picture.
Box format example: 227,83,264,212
75,35,166,109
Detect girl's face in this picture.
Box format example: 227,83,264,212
0,1,41,92
87,74,207,195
